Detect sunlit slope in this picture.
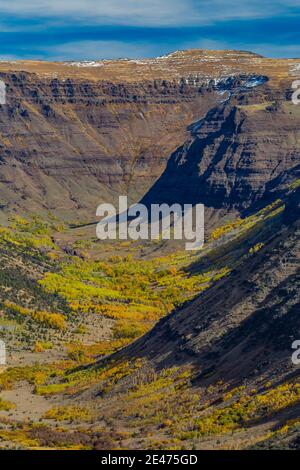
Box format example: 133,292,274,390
0,49,298,85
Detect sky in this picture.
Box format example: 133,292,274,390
0,0,299,61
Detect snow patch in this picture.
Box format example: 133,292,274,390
244,76,267,88
291,64,300,73
65,61,104,68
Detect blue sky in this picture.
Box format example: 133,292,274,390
0,0,299,60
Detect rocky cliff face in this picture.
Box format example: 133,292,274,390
0,49,299,222
142,97,300,214
0,74,221,220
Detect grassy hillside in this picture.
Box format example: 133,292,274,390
1,188,298,449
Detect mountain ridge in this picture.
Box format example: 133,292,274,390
0,49,298,84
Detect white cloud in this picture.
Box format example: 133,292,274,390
0,1,298,27
0,1,197,27
43,40,163,61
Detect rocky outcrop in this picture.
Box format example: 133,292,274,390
0,49,298,222
0,73,220,220
142,98,300,213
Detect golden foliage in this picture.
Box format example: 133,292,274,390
4,301,66,330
